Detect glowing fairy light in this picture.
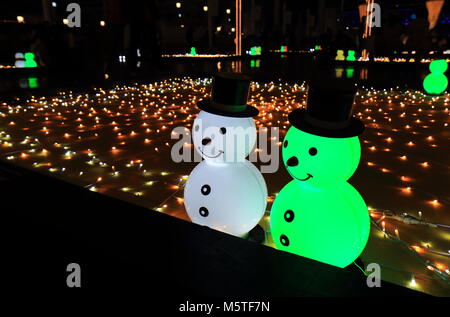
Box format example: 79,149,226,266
0,78,447,292
410,276,417,287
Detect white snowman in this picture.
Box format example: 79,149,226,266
15,52,25,68
184,73,268,239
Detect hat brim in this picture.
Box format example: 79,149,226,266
197,100,259,118
288,109,365,138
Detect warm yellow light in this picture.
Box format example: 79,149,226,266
226,9,231,14
203,6,208,12
17,16,25,23
100,20,106,27
63,19,69,25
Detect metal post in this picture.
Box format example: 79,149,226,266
235,0,242,56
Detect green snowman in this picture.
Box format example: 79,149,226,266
24,52,38,68
346,50,356,61
270,79,370,268
423,59,448,95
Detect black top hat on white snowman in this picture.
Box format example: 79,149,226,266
288,78,365,138
197,72,259,117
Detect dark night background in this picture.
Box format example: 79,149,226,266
0,0,449,86
1,0,449,302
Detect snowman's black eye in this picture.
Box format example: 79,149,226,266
308,147,317,156
219,127,226,134
283,140,288,148
194,125,199,132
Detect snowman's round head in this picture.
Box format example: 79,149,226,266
282,127,361,186
192,111,257,163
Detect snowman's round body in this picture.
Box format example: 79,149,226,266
423,59,448,95
270,180,369,268
184,110,267,237
185,159,267,237
270,126,369,268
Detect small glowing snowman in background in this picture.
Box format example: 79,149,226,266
270,79,370,268
346,50,356,61
184,73,268,240
15,53,25,68
335,50,345,61
24,52,38,68
423,59,448,95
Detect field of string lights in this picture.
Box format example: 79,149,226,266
0,77,449,295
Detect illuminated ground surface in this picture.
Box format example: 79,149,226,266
0,77,449,295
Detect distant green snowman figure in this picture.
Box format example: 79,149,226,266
346,50,356,61
270,79,370,268
423,59,448,95
24,52,37,68
335,50,345,61
190,47,197,56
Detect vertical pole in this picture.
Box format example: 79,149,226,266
362,0,374,60
366,0,374,37
282,0,286,36
208,0,212,50
235,0,242,56
250,0,255,35
41,0,52,24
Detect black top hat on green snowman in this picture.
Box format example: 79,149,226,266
197,72,259,117
289,78,365,138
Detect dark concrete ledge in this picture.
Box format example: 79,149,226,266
1,160,424,296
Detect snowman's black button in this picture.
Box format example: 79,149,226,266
309,147,318,156
284,209,294,222
280,234,289,246
283,140,288,148
201,184,211,195
199,207,209,217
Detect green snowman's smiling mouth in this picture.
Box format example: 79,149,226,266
293,173,313,181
